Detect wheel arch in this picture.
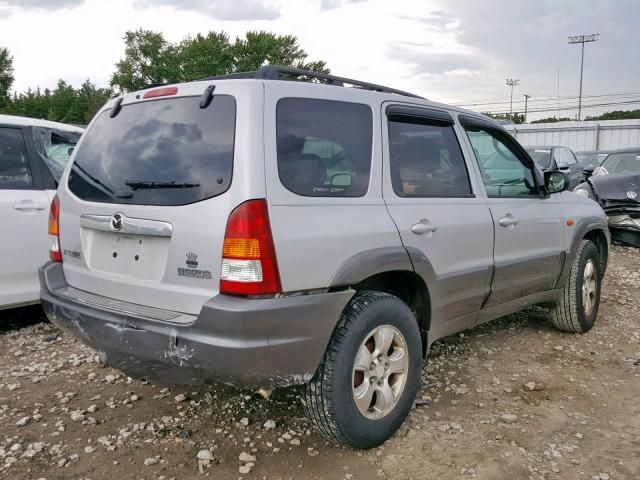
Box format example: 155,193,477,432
328,247,432,355
557,220,610,289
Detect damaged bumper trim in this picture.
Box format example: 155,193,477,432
39,262,355,388
606,214,640,232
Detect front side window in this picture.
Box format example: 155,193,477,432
565,149,578,165
466,126,537,197
32,127,82,182
525,148,551,170
276,98,373,197
68,95,236,206
0,127,33,190
388,118,472,197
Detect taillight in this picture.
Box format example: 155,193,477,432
48,194,62,262
143,86,178,99
220,199,281,296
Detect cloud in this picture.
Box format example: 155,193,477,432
390,42,483,75
319,0,366,11
0,0,84,10
396,10,458,32
0,7,11,17
133,0,281,20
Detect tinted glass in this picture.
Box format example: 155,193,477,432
389,119,472,197
277,98,372,197
466,127,537,197
32,127,82,181
525,148,551,169
0,127,33,190
599,152,640,174
68,95,235,206
566,149,577,165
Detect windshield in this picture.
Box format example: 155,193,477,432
67,95,236,206
32,127,82,181
525,148,551,169
576,152,608,168
598,152,640,175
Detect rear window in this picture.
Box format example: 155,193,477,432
68,95,235,206
276,98,373,197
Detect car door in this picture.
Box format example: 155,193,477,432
459,116,564,307
564,148,581,189
382,105,494,337
0,126,50,308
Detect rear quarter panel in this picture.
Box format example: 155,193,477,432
262,82,403,292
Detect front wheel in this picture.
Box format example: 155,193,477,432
302,291,422,449
549,239,603,333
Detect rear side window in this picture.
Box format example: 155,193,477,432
0,127,33,190
276,98,373,197
388,119,472,197
32,127,82,182
68,95,235,206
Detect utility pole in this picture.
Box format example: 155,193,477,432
506,78,520,120
523,94,531,123
568,33,599,120
557,68,560,116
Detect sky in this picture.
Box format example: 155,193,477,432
1,0,639,120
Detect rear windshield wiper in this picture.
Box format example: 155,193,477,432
125,180,200,190
72,162,115,194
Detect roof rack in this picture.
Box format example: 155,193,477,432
199,65,424,99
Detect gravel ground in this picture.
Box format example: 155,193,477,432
1,245,639,480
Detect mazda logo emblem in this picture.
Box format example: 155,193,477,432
111,213,124,231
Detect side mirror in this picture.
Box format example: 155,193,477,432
581,165,595,177
545,171,569,194
331,173,352,186
556,161,569,170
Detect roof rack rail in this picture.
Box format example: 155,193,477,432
199,65,424,99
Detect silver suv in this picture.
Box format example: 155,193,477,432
40,66,610,449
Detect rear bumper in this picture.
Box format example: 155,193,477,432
39,262,354,388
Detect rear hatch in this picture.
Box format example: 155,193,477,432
57,81,264,317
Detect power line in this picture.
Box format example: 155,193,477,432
481,98,640,116
454,90,640,108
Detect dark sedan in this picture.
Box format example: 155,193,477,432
525,145,582,189
574,147,640,246
575,150,611,176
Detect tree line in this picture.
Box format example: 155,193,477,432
0,29,327,125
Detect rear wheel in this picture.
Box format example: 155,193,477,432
549,239,602,333
302,291,422,449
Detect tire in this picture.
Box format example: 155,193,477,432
549,239,602,333
302,291,422,449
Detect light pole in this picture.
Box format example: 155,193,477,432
568,33,599,120
523,94,531,123
506,78,520,120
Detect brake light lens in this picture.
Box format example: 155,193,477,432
143,86,178,99
220,199,281,296
48,194,62,262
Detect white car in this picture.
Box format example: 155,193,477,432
0,114,83,310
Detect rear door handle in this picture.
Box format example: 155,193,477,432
498,215,519,227
411,221,437,235
13,200,47,211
